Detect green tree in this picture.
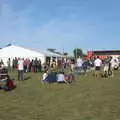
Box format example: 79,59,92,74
63,52,68,56
73,48,83,58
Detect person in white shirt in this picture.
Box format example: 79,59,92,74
76,56,83,72
18,58,24,80
41,71,48,83
57,72,67,84
94,56,102,77
110,58,119,77
77,56,83,67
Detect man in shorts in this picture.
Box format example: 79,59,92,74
103,56,111,77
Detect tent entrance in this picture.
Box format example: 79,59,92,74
46,57,50,66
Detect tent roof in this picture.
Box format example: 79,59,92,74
42,50,61,57
0,45,45,58
0,45,61,58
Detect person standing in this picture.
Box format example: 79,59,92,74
7,58,11,72
14,57,18,70
38,59,42,72
24,59,28,73
18,58,24,80
27,59,31,72
76,56,83,73
94,56,102,77
12,59,15,71
90,58,95,76
34,58,38,72
70,59,75,72
103,56,110,77
110,57,118,77
82,59,88,75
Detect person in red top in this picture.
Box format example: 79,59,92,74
4,76,16,91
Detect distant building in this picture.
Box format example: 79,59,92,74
87,50,120,59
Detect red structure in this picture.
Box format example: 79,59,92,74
87,51,93,59
87,50,120,60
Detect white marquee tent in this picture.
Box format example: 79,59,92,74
0,45,60,66
0,45,61,66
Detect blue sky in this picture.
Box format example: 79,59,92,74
0,0,120,54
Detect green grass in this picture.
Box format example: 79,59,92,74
0,71,120,120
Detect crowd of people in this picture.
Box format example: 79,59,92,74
41,55,120,84
0,55,120,91
8,57,42,73
75,55,120,78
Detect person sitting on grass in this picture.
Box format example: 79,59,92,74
41,70,48,83
0,76,16,91
4,77,16,91
64,70,75,84
57,71,68,84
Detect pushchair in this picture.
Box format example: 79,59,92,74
0,67,15,91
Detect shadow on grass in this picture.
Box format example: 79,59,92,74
24,77,32,81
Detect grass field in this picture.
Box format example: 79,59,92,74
0,71,120,120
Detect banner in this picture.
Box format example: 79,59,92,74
87,51,93,58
